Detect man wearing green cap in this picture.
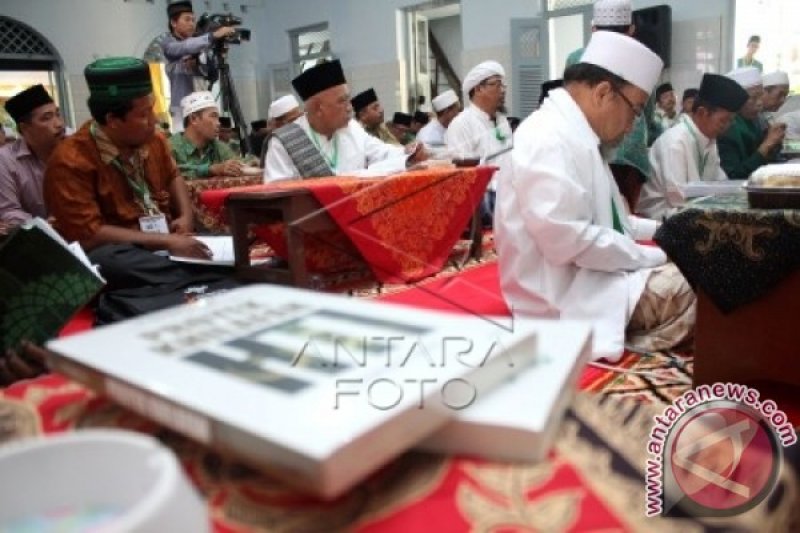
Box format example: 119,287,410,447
44,57,237,321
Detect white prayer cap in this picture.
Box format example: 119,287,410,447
580,31,663,94
462,61,505,98
726,67,762,89
432,89,458,112
268,94,300,120
762,70,790,87
593,0,632,26
180,91,217,119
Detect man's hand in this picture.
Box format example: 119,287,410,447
405,141,429,163
169,214,194,235
0,342,47,387
759,123,787,157
210,159,246,177
212,27,238,41
165,234,212,259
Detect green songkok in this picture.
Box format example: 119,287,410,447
85,57,153,103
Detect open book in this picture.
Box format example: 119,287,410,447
0,218,104,353
45,286,539,499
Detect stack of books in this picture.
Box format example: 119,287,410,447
45,286,591,499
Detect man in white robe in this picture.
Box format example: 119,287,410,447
640,74,749,221
495,31,695,361
416,90,461,148
264,60,425,182
445,61,513,225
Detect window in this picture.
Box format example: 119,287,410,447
290,23,332,74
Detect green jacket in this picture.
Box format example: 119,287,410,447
717,115,767,181
169,133,238,179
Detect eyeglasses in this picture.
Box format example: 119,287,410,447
482,79,507,89
612,85,643,118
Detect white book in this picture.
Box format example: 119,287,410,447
681,180,746,198
44,286,537,499
419,320,592,462
170,236,235,266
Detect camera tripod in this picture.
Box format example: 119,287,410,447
213,45,251,156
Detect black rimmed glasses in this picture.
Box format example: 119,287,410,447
611,85,644,118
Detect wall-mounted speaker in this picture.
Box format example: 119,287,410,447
633,5,672,68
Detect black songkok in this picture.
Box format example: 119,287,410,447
291,60,347,101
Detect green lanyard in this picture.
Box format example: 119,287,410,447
91,123,159,215
309,128,339,171
611,197,624,234
682,116,709,177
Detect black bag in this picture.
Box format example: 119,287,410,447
89,244,241,325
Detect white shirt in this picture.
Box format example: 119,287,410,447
494,88,665,362
654,106,679,131
416,119,447,147
639,115,727,221
444,104,512,191
264,116,406,182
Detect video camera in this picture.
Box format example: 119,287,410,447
195,12,251,46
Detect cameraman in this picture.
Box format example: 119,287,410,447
160,0,237,130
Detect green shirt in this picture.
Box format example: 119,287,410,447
169,133,238,179
717,115,768,181
565,47,584,69
736,57,763,72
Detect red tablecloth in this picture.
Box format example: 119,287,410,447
198,167,495,283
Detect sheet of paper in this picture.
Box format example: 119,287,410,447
170,236,235,266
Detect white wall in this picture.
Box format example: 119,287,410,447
631,0,735,101
2,0,735,125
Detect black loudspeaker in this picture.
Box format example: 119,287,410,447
633,5,672,68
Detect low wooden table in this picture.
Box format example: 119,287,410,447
225,188,483,288
654,195,800,391
226,189,334,287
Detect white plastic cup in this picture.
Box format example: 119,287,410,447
0,429,209,532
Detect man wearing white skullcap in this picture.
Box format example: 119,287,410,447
169,90,246,178
259,94,303,165
564,0,660,213
761,71,790,113
416,89,461,147
565,0,634,68
718,67,786,180
445,60,512,226
495,31,695,362
268,94,302,125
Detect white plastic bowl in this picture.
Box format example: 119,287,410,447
0,429,209,532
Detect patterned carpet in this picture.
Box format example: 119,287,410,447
579,350,694,406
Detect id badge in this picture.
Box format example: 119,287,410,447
139,214,169,234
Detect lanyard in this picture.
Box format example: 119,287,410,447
91,123,159,215
611,197,624,234
309,128,339,171
682,116,709,177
